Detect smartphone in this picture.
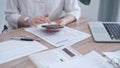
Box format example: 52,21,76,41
41,25,64,29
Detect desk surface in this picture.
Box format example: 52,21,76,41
0,17,120,68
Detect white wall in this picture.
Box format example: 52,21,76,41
79,0,100,20
0,0,7,33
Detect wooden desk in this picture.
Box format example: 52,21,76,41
0,17,120,68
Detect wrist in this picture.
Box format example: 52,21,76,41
24,16,30,25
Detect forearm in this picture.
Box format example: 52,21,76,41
61,14,76,24
64,0,81,22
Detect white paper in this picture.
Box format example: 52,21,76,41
29,46,82,68
82,51,114,68
103,51,120,59
103,51,120,64
25,25,90,47
0,40,48,64
49,51,114,68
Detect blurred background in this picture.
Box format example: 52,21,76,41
0,0,7,33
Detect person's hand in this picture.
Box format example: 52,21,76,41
28,14,51,26
56,19,67,26
55,15,76,26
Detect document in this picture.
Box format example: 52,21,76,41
103,51,120,65
49,51,114,68
25,25,90,47
0,40,48,64
29,46,82,68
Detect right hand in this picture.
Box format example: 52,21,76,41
28,14,51,26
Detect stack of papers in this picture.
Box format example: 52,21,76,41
0,40,48,64
29,46,82,68
49,51,114,68
29,49,115,68
25,25,90,47
103,51,120,64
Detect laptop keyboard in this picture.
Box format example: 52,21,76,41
103,23,120,40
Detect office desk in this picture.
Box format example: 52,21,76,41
0,17,120,68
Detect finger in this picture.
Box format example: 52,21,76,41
43,14,51,23
36,20,44,24
44,13,49,17
44,17,51,23
55,21,61,26
38,16,51,23
38,16,46,23
58,22,65,26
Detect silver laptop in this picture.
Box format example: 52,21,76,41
88,22,120,42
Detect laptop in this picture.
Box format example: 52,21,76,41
88,22,120,42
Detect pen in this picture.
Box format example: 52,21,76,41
10,37,34,41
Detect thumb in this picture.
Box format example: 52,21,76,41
44,13,49,17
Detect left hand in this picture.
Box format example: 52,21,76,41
56,19,66,26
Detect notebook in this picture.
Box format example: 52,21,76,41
88,22,120,42
29,49,120,68
49,51,115,68
29,46,81,68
